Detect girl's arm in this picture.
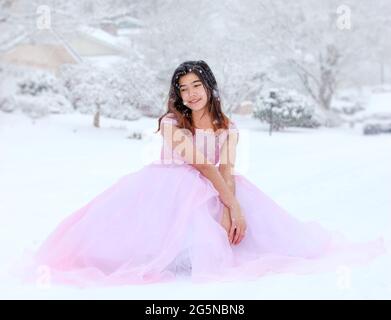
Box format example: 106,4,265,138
218,125,246,244
218,127,239,196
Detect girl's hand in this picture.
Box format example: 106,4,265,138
228,201,247,245
220,206,232,242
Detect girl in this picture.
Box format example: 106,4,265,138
17,60,385,287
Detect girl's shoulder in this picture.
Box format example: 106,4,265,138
228,119,238,130
161,112,178,125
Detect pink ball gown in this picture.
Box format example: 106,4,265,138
17,114,386,287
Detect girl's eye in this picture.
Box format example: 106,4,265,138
180,84,200,92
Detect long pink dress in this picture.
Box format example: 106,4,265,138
16,114,386,287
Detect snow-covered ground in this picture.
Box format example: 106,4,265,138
0,111,390,299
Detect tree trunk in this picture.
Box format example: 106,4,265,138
93,104,100,128
316,45,342,127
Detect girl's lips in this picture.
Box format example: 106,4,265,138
189,98,201,104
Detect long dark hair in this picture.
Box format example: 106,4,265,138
156,60,230,135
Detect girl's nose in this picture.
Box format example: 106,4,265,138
188,90,197,99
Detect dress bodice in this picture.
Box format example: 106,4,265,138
159,113,238,165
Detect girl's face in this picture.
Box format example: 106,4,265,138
178,72,208,112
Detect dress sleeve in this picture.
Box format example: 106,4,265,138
229,120,237,129
161,114,178,126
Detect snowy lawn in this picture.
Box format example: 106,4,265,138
0,111,390,299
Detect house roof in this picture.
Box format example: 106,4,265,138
0,43,78,71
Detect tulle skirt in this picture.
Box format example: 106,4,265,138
14,162,386,287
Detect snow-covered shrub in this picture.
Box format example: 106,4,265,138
46,94,73,114
17,71,63,96
16,71,73,117
16,95,49,118
15,94,73,118
0,66,73,117
127,131,143,140
372,84,391,93
253,88,320,130
331,95,365,116
329,90,370,128
0,96,17,113
363,122,391,135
